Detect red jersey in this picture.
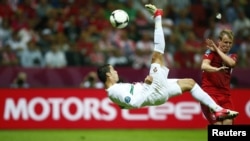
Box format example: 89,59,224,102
201,50,237,96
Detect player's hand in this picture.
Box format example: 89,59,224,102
216,66,229,71
205,39,218,52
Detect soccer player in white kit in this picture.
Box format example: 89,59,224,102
97,4,238,120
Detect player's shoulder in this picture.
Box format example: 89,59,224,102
204,49,214,57
205,49,213,54
228,53,237,57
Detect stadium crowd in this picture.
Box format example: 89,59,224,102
0,0,250,70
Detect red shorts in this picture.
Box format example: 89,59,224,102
200,94,234,124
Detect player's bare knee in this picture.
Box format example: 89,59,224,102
177,78,196,92
186,78,196,87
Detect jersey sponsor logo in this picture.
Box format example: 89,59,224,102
3,97,116,121
3,97,202,121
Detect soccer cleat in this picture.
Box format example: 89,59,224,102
145,4,163,17
214,109,239,120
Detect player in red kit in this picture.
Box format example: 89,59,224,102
200,29,238,125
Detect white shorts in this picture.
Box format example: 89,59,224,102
142,63,182,106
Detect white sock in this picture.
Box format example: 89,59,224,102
190,84,223,112
155,15,162,29
154,16,165,54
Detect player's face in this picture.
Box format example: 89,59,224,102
109,66,119,83
219,35,233,53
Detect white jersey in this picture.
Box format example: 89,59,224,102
106,63,182,109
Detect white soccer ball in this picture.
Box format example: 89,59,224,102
110,9,129,29
216,13,222,19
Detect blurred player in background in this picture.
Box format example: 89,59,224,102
200,29,238,125
97,4,238,120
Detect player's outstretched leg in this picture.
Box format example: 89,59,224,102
145,4,165,65
189,80,239,120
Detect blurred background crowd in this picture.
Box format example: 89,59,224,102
1,0,250,69
0,0,250,88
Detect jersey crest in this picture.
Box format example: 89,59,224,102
124,96,131,104
153,67,157,72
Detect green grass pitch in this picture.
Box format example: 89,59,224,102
0,129,207,141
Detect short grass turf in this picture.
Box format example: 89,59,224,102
0,129,207,141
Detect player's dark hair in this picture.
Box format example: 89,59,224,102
97,64,111,83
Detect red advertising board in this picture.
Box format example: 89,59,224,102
0,89,249,129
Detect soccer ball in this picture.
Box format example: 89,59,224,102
110,9,129,29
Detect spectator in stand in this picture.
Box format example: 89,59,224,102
77,6,91,30
18,18,40,48
10,9,30,34
5,30,27,54
107,50,128,67
113,30,136,66
44,42,67,68
123,0,138,23
238,34,250,68
183,30,206,68
16,0,37,20
232,10,250,39
96,28,116,62
64,15,81,44
126,21,141,42
89,7,110,33
35,0,53,18
133,31,154,69
0,18,12,46
65,43,86,67
164,32,183,68
75,30,95,65
80,71,104,89
243,0,250,19
174,7,193,39
0,0,13,20
168,0,191,15
162,4,174,38
19,40,45,68
37,28,54,55
10,71,30,88
203,18,220,41
0,44,19,66
134,10,151,33
54,32,70,52
224,0,241,24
